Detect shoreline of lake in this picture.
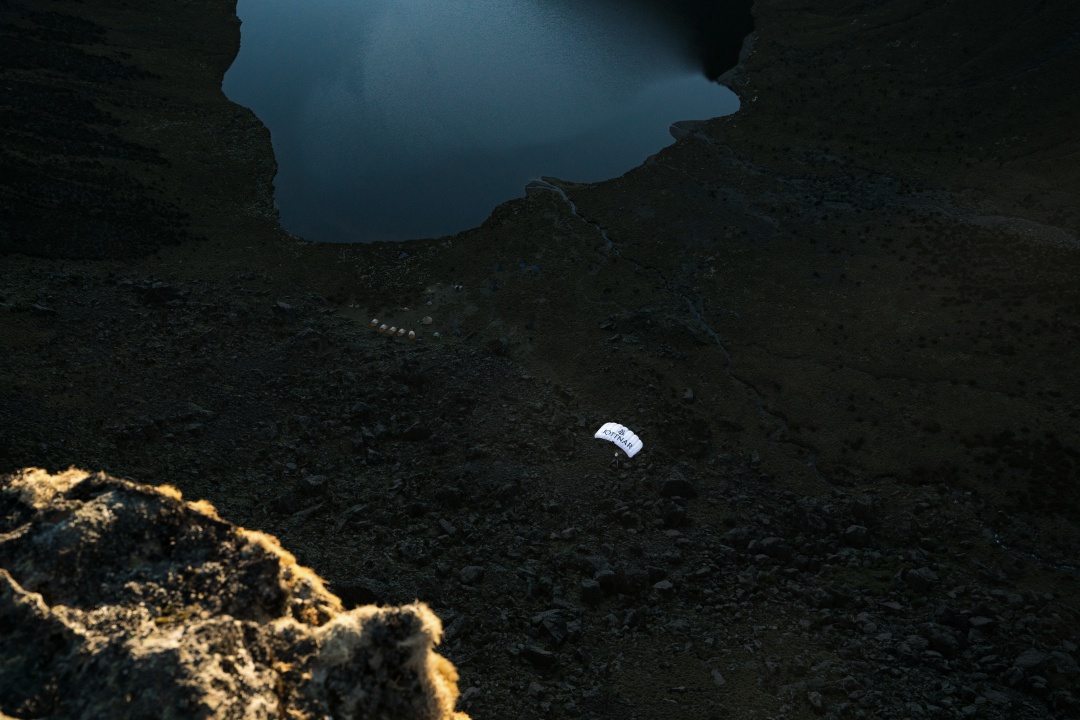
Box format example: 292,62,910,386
223,0,746,243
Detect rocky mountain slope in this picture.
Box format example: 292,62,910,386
1,0,1078,718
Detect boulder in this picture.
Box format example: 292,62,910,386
0,468,469,720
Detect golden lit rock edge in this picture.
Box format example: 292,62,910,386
0,467,469,720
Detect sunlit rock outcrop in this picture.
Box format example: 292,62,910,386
0,468,469,720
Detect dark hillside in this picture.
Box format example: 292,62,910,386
1,1,1078,718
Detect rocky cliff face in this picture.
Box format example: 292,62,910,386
0,468,468,720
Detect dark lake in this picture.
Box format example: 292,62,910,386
223,0,751,243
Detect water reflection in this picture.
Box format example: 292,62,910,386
224,0,747,242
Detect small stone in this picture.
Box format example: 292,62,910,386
623,608,646,628
665,619,689,635
459,566,485,585
711,669,726,686
1014,648,1047,670
1050,650,1079,677
720,527,751,549
921,623,962,658
843,525,870,548
652,580,674,596
660,503,686,528
1003,667,1025,687
851,496,876,522
682,388,694,403
594,569,618,595
534,610,568,646
523,645,558,669
759,537,792,560
296,474,328,497
802,587,832,609
580,579,603,605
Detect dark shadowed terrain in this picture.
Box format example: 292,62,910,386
1,1,1078,718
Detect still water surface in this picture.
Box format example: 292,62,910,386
224,0,741,242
